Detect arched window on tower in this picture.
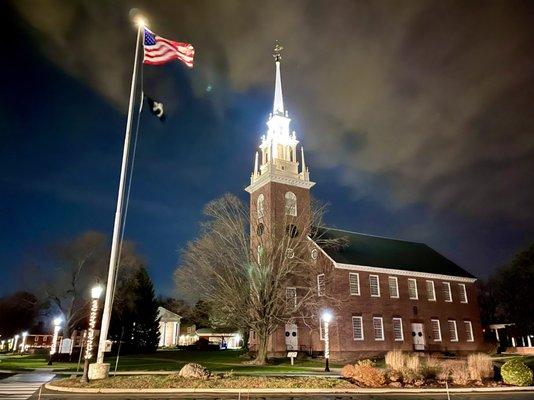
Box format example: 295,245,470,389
257,194,265,219
285,191,297,216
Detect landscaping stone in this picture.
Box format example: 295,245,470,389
178,363,211,380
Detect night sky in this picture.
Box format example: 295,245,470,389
1,1,533,296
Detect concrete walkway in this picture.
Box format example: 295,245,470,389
0,372,54,400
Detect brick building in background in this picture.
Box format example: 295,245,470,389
246,49,482,360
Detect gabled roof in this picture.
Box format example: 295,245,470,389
158,306,181,322
313,227,475,279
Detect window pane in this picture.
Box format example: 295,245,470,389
393,318,403,341
443,282,452,302
352,316,363,340
426,281,436,301
408,279,418,299
388,277,399,298
349,273,360,295
459,284,468,303
369,275,380,297
373,317,384,340
464,321,474,342
431,319,441,342
448,320,458,342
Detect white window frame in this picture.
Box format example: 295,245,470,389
459,283,468,303
369,275,380,297
464,321,474,342
285,287,297,310
256,194,265,219
448,320,458,342
317,274,325,297
284,191,297,216
392,317,404,341
431,319,442,342
349,272,360,296
373,316,385,341
426,280,436,301
443,282,453,302
388,276,399,299
408,278,418,300
352,316,364,341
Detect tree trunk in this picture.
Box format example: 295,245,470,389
253,329,269,365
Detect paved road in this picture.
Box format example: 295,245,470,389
31,390,534,400
0,373,54,400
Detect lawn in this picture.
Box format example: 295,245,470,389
0,349,339,374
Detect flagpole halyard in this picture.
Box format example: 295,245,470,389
93,21,144,377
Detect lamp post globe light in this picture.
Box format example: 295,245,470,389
322,310,333,372
83,285,103,382
48,316,62,365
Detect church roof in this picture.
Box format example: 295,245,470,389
314,227,475,279
158,306,181,322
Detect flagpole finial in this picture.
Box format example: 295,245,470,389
130,8,148,28
273,41,284,62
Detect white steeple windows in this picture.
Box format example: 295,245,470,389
257,194,265,219
285,192,297,216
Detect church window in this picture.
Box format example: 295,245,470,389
388,276,399,298
311,248,318,261
285,192,297,216
369,275,380,297
459,284,468,303
443,282,452,302
448,320,458,342
426,280,436,301
286,224,298,238
257,194,265,219
352,316,364,340
373,317,384,341
317,274,325,296
431,319,442,342
464,321,474,342
408,278,418,300
392,318,404,341
349,272,360,295
256,222,264,236
286,287,297,310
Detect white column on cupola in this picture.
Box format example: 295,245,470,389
301,146,306,173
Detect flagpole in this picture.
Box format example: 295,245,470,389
93,20,144,377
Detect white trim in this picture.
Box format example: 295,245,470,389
459,283,468,304
349,272,360,296
334,263,476,283
443,282,453,302
448,320,458,342
245,171,315,193
408,278,418,300
352,316,364,341
426,280,436,301
392,317,404,341
306,237,337,266
373,317,385,341
464,320,474,342
369,274,380,297
431,319,442,342
388,276,399,299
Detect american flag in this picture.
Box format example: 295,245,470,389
143,28,195,68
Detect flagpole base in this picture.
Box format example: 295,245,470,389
88,362,110,380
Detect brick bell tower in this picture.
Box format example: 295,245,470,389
245,44,315,256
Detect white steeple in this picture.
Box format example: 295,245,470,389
246,44,314,193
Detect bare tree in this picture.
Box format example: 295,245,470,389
28,231,144,336
175,193,339,364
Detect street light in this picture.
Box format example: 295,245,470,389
82,285,103,382
322,310,333,372
21,332,28,353
48,316,62,365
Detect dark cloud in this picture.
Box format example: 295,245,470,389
12,0,534,223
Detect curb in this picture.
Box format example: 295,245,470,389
45,382,534,394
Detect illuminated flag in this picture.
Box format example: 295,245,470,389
143,28,194,68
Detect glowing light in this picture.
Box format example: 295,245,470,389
50,318,62,356
134,15,148,28
322,310,333,323
22,331,28,337
91,285,103,299
53,317,62,327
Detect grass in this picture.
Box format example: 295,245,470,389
0,350,339,374
52,374,355,389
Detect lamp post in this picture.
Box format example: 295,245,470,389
48,317,62,365
13,335,19,353
82,285,103,382
21,332,28,353
322,310,333,372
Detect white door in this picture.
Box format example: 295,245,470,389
411,323,425,350
285,323,298,350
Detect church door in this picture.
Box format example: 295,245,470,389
411,323,425,350
285,323,298,350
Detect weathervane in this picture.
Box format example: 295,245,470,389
273,41,284,62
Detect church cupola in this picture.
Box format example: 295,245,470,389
246,44,314,194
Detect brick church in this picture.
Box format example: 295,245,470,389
245,49,483,360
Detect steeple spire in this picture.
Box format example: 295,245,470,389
273,42,284,116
